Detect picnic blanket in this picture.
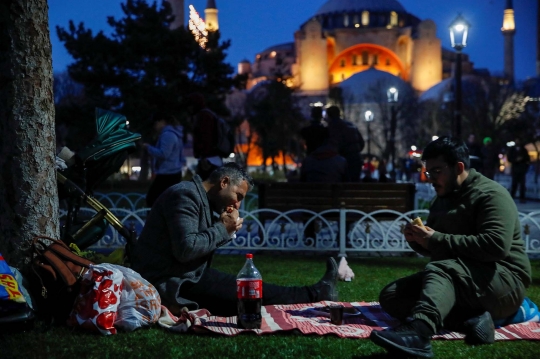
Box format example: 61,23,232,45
158,301,540,341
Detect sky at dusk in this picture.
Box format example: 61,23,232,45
48,0,538,81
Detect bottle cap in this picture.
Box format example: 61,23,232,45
246,253,253,259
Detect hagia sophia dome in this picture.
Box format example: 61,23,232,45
315,0,406,16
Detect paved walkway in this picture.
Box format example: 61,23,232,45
515,199,540,213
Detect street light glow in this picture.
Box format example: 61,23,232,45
454,24,465,32
364,110,374,122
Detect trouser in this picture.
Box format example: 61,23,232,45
511,171,527,200
146,172,183,207
180,267,315,316
379,259,526,333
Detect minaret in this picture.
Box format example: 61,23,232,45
168,0,185,30
502,0,516,83
205,0,219,32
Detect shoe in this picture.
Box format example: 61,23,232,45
311,257,338,302
463,311,495,345
370,323,434,358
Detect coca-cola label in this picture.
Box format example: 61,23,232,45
236,279,263,299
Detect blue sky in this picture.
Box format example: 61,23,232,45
48,0,537,81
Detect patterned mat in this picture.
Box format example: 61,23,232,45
178,301,540,340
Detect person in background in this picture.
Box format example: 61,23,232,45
188,92,222,181
300,126,349,183
131,163,339,317
507,138,530,203
300,106,327,156
143,115,184,207
370,137,531,358
481,137,499,180
326,106,364,182
466,134,483,173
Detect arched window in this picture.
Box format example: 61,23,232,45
390,11,398,27
362,51,369,65
352,54,358,66
340,59,346,67
362,11,369,26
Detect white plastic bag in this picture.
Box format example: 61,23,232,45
68,263,124,335
113,265,161,331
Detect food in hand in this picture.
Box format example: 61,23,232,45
411,217,426,230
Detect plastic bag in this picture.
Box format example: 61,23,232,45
68,263,123,335
113,265,161,331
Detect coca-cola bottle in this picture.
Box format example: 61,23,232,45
236,253,262,329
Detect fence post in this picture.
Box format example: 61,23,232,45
339,203,347,257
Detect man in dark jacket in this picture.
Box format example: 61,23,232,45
370,137,531,358
326,106,364,181
132,163,338,316
300,106,327,156
187,92,222,180
300,126,349,183
507,138,530,203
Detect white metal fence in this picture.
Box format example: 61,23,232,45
60,188,540,256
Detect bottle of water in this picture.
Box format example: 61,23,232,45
236,253,262,329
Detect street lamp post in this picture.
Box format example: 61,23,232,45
387,87,398,181
364,110,374,156
449,14,470,139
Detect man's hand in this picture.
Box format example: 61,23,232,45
404,222,435,249
220,208,243,235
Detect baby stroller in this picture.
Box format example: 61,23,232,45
57,108,141,256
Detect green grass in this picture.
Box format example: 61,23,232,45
3,255,540,359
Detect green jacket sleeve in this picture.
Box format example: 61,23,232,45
427,190,515,262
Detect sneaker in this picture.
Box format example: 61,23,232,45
311,258,338,302
370,323,434,358
463,311,495,345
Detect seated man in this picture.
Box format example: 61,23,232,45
132,162,338,316
370,137,531,358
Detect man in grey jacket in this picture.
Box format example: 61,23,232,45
132,163,338,316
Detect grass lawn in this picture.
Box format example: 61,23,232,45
3,255,540,359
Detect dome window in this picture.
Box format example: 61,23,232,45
352,54,358,66
362,11,369,26
390,11,398,27
340,59,346,67
343,14,349,27
373,54,379,65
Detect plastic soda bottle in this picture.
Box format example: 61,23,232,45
236,253,262,329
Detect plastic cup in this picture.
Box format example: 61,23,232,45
329,304,344,325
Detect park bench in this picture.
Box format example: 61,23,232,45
258,182,416,215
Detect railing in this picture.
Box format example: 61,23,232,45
61,205,540,256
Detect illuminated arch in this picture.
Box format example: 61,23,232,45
328,43,407,85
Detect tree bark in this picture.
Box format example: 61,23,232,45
0,0,58,269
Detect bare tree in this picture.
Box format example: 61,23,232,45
0,0,58,268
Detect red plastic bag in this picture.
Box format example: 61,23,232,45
68,263,123,335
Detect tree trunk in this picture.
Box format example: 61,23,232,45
0,0,58,269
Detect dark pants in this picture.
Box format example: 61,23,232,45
146,172,183,207
180,268,314,316
379,259,525,333
511,171,527,200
